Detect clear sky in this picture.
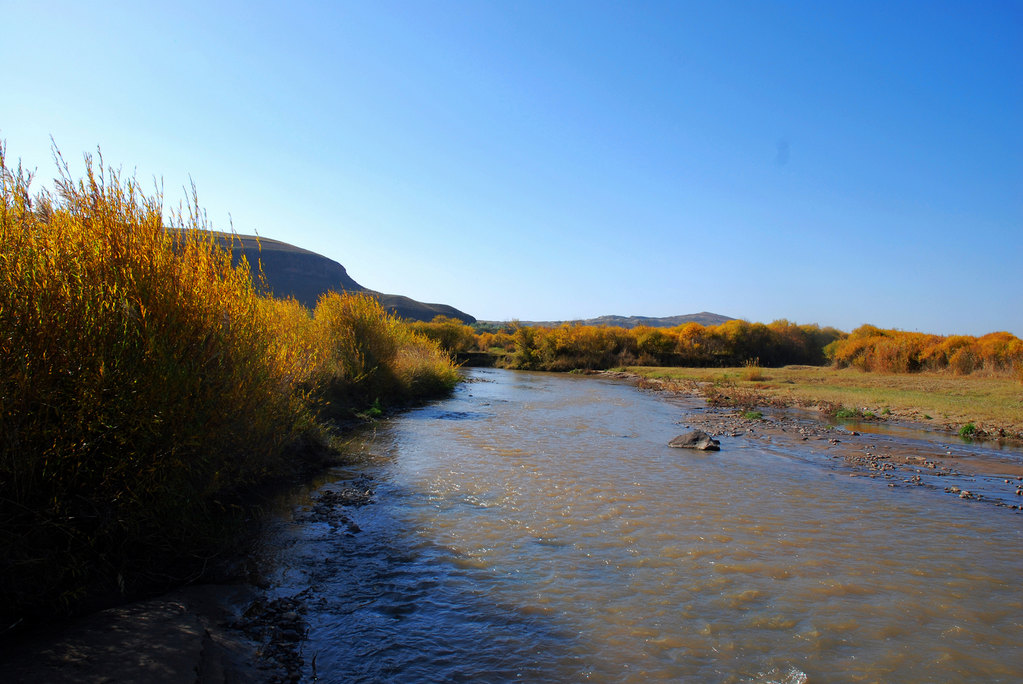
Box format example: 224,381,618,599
3,1,1021,335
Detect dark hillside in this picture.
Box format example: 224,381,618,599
224,234,362,306
213,233,475,324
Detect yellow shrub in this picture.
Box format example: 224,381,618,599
410,315,477,354
1,143,318,618
0,143,459,621
826,326,1022,377
315,291,401,382
313,291,459,408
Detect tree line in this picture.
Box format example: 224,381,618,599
413,317,1023,378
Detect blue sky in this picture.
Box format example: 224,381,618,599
3,1,1021,335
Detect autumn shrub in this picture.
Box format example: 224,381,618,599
974,332,1023,373
257,296,326,389
315,291,399,382
495,319,841,372
635,326,674,366
510,325,540,369
312,292,457,413
919,335,973,371
826,325,1023,377
477,330,515,354
0,143,458,623
410,315,477,354
0,145,319,620
949,346,979,375
674,322,711,365
389,327,460,397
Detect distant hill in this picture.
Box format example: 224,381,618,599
206,233,476,324
484,312,735,329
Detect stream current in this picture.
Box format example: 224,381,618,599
257,369,1023,682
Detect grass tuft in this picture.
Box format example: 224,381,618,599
958,422,977,439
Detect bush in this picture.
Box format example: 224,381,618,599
0,142,459,622
494,319,843,372
1,144,316,619
410,316,477,354
826,326,1022,377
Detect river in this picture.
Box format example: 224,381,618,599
256,368,1023,682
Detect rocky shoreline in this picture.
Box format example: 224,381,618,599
0,475,379,683
602,371,1023,511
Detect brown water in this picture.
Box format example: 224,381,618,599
261,369,1023,682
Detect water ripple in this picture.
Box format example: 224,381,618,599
260,369,1023,683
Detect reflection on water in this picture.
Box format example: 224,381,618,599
260,369,1023,683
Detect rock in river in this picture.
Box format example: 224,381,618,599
669,430,721,451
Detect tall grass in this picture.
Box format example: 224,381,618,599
0,142,458,622
312,292,458,414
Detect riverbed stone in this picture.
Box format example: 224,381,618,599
668,430,721,451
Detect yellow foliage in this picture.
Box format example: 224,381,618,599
826,326,1023,377
0,141,459,620
409,315,477,354
492,318,842,371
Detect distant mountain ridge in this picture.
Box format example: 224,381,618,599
209,233,476,324
485,312,735,329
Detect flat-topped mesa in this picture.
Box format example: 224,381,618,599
204,232,475,324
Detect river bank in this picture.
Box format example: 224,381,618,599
617,366,1018,439
605,369,1023,510
622,365,1023,440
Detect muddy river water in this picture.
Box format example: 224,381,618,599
258,369,1023,682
